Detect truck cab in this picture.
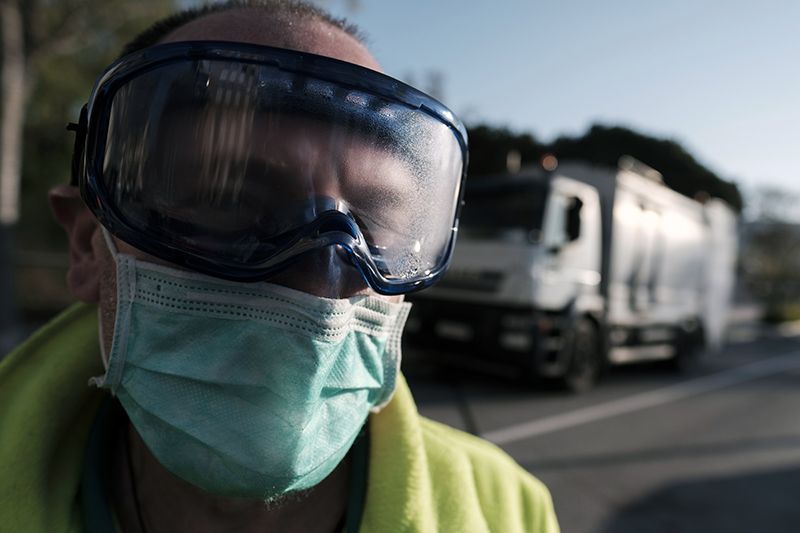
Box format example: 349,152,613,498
405,169,604,389
405,160,734,392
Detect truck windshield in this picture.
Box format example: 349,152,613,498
459,179,548,241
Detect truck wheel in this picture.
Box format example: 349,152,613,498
561,318,601,393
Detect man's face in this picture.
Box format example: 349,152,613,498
54,10,403,362
135,110,417,247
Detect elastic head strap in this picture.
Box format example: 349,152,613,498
67,104,88,186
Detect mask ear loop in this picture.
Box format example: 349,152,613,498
97,308,109,371
100,226,120,259
97,227,120,371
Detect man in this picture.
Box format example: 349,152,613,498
0,1,559,532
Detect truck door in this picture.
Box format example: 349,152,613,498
536,178,602,312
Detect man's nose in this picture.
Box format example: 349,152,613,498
265,245,370,298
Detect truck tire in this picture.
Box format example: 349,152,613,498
560,318,601,393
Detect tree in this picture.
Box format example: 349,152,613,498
466,125,546,176
1,0,25,229
466,122,743,212
745,185,800,224
548,124,743,211
741,186,800,322
1,0,179,344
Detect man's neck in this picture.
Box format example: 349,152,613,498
113,423,351,533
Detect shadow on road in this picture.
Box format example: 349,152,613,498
522,434,800,471
402,354,697,399
402,328,800,402
598,465,800,533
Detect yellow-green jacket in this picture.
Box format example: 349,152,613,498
0,303,559,532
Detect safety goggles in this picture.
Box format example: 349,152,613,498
69,41,468,295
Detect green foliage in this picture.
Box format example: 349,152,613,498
549,125,743,211
467,123,744,212
745,186,800,223
466,125,546,176
762,303,800,324
742,221,800,323
9,0,181,315
17,0,180,250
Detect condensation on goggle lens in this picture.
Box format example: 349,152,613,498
101,60,463,279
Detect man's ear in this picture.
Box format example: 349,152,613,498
49,185,102,303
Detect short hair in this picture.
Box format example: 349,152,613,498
119,0,365,58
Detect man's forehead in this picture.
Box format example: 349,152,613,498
159,8,382,72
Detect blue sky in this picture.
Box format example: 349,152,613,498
322,0,800,198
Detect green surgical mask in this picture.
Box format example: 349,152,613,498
91,230,411,499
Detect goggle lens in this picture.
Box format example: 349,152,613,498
84,44,467,292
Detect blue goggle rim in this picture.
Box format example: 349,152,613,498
73,41,469,295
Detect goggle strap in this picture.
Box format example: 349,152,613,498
67,104,88,187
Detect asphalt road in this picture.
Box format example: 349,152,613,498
403,312,800,533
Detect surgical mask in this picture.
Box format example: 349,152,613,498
91,230,411,499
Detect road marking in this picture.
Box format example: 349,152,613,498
482,349,800,446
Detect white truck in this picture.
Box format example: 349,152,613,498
404,157,737,391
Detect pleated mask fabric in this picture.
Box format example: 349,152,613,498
91,230,411,499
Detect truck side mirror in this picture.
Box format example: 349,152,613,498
566,197,583,241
